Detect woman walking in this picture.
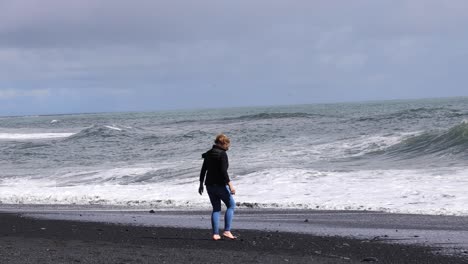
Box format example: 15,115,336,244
199,134,237,241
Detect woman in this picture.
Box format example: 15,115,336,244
199,134,237,241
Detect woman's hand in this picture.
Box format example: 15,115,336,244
228,182,236,195
198,184,204,195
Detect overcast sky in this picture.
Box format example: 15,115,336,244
1,0,467,116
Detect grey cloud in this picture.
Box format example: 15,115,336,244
1,0,468,115
0,88,50,99
3,0,467,48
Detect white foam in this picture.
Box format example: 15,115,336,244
0,176,207,208
236,167,468,215
311,132,417,159
261,133,416,163
53,166,171,185
1,165,468,216
0,132,75,140
104,125,122,131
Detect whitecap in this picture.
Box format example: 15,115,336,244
104,125,122,131
0,133,75,140
2,166,468,216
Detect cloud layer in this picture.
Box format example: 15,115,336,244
1,0,468,115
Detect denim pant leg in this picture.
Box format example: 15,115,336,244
206,185,236,234
223,186,236,231
207,186,222,235
219,186,235,231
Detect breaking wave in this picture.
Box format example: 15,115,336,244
377,121,468,158
0,132,74,140
356,107,465,122
66,125,131,140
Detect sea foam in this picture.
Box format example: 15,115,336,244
0,133,75,140
1,165,468,216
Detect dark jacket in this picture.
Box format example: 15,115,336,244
200,145,230,185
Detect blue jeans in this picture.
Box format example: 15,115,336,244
206,185,235,235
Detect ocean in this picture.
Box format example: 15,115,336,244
1,97,467,215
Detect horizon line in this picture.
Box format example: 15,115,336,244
1,95,467,118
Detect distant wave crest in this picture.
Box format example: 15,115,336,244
223,112,316,122
356,107,465,122
0,132,74,140
378,121,468,158
66,125,130,140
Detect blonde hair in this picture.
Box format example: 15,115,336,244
215,134,230,146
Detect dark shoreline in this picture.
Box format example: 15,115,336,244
1,212,468,264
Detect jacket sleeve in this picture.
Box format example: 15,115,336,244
200,158,207,184
221,152,230,184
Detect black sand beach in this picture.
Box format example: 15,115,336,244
1,209,468,264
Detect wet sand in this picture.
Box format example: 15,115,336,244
1,208,468,263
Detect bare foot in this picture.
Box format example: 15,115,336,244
222,231,237,240
212,234,221,241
